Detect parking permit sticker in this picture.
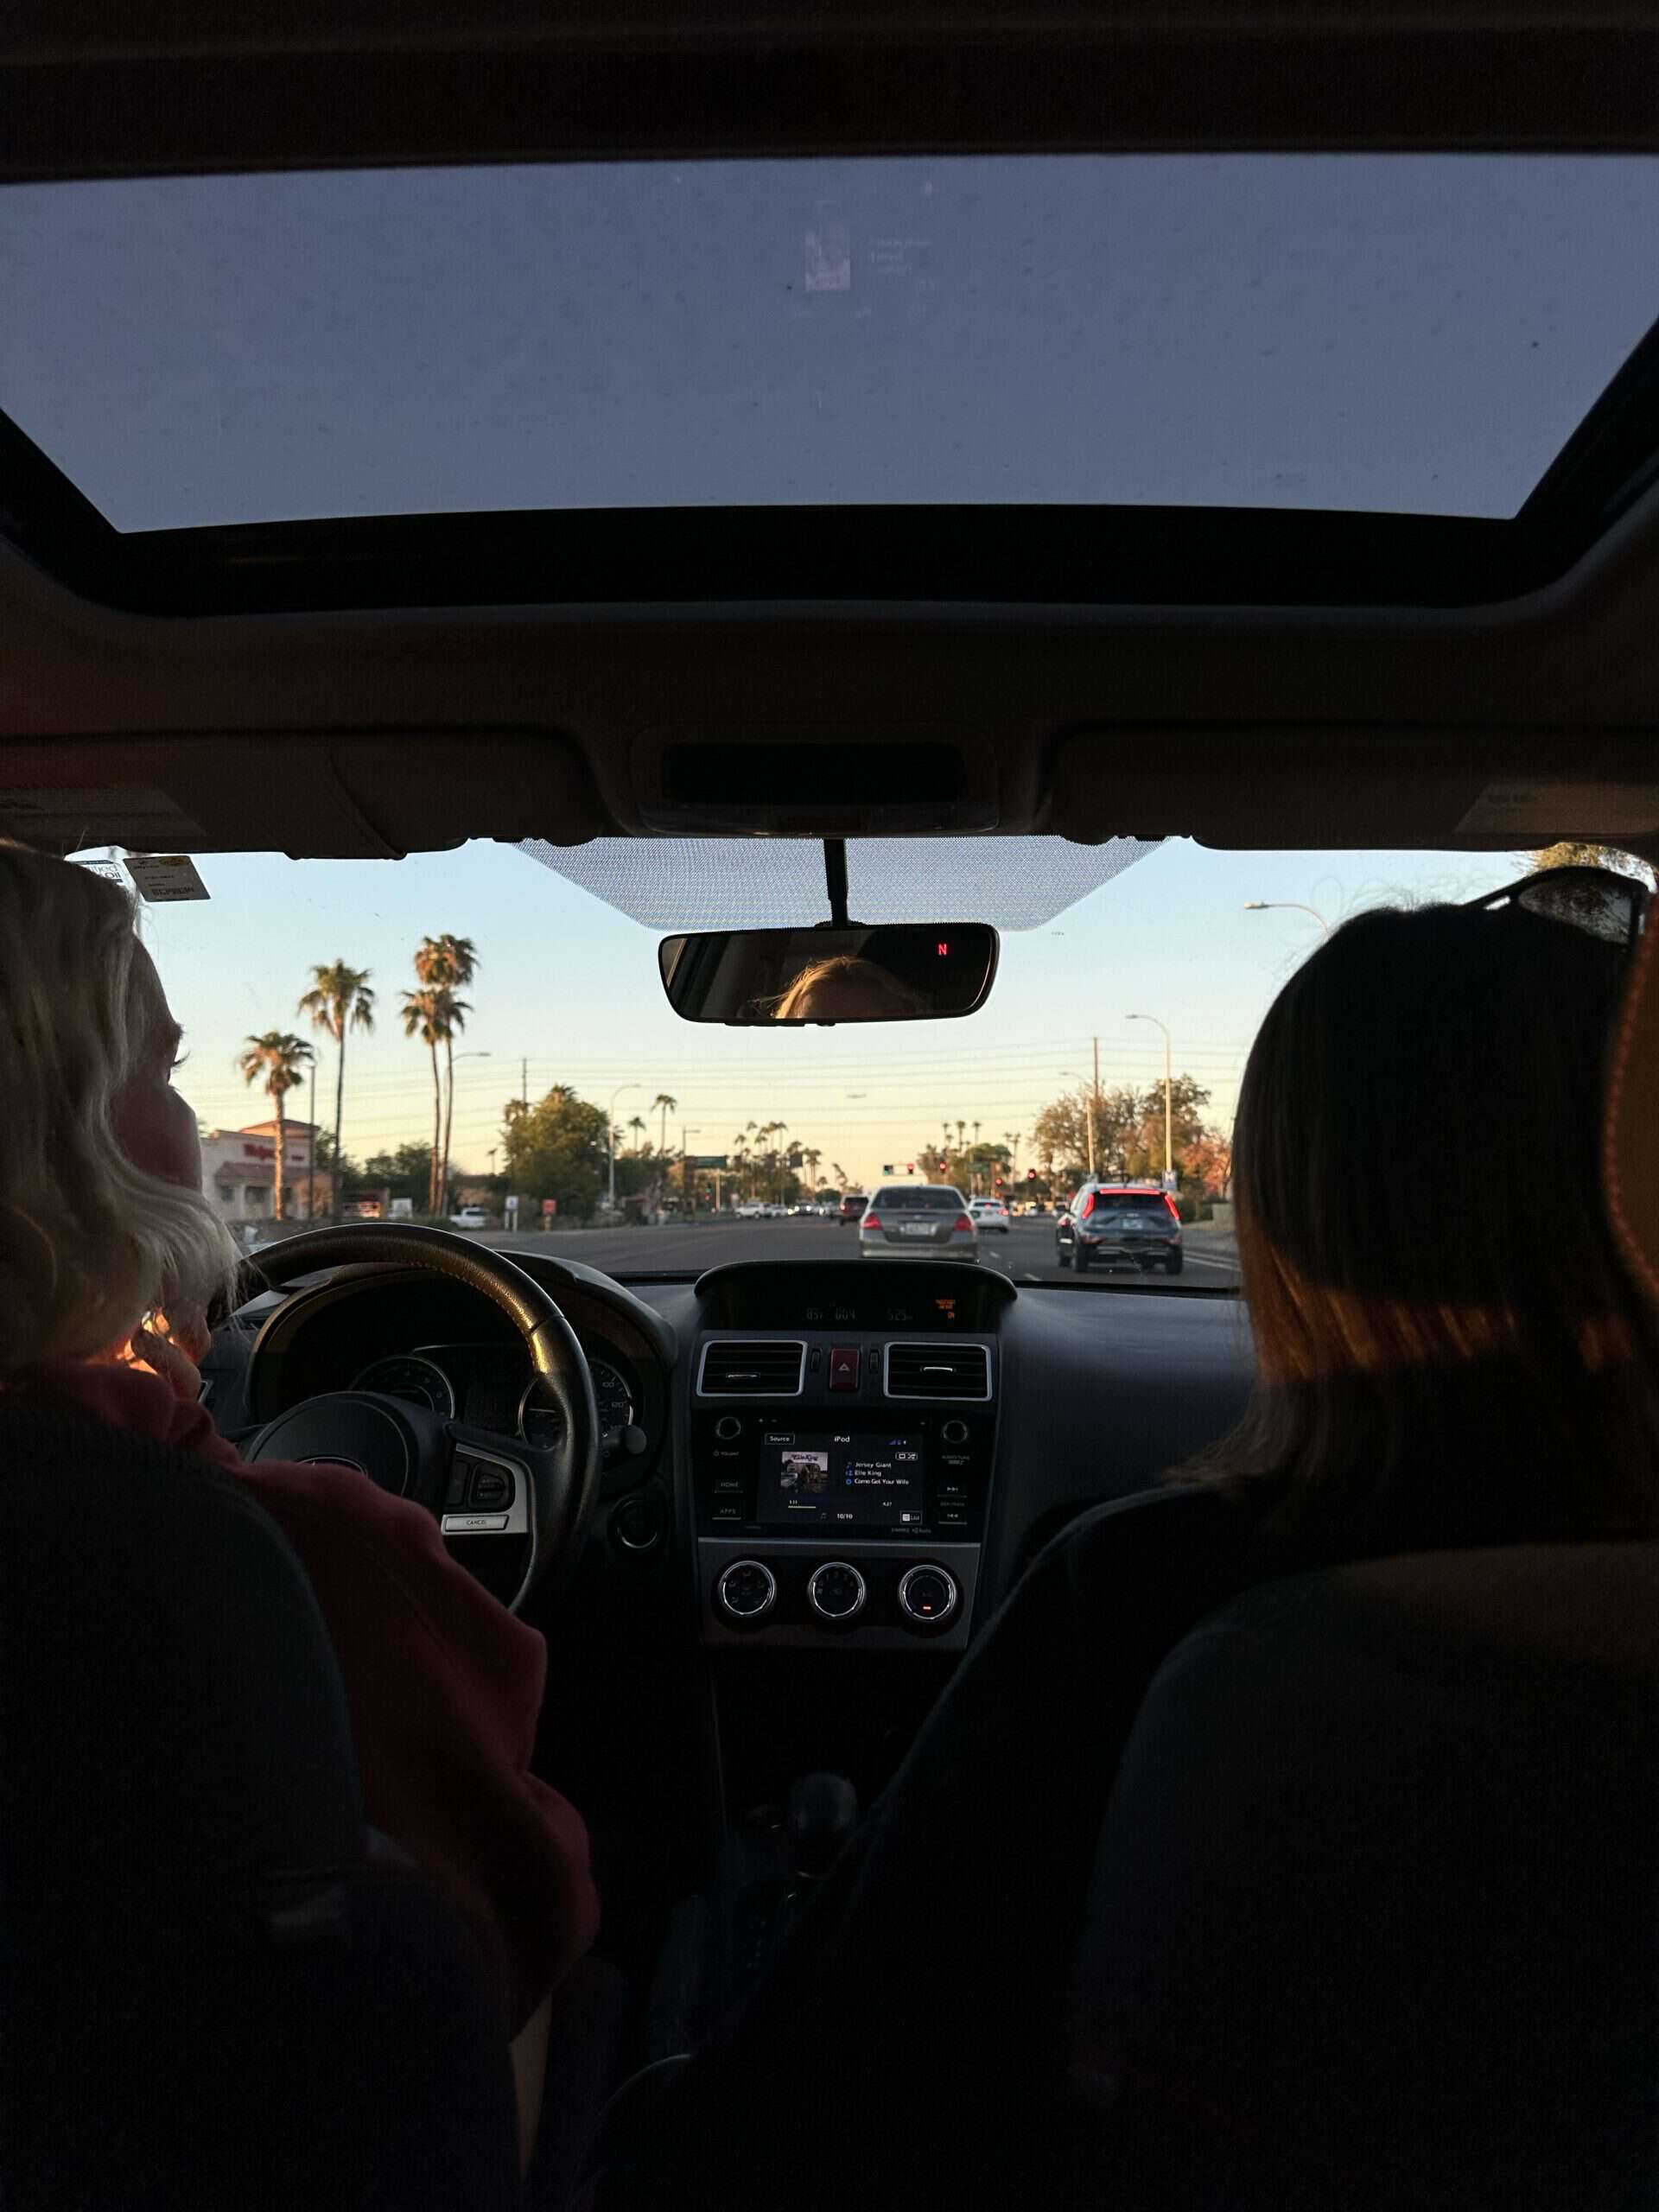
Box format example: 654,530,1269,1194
123,853,210,903
1457,781,1659,836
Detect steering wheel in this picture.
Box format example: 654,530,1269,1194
238,1224,601,1612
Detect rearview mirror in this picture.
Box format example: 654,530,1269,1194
658,923,999,1025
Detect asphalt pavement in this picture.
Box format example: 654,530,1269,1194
482,1215,1243,1287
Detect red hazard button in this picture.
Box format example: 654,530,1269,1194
828,1345,861,1392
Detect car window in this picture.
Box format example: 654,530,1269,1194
871,1186,962,1211
1091,1191,1169,1211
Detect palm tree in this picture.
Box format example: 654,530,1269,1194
296,960,375,1221
628,1116,647,1154
402,987,470,1211
415,935,480,1217
652,1093,678,1156
237,1032,314,1223
832,1161,849,1190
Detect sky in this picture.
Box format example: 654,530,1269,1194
117,838,1526,1188
5,156,1659,525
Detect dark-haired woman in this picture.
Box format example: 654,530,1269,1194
597,871,1659,2212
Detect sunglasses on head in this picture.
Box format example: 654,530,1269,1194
1466,864,1649,950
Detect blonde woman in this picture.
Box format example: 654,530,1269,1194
0,842,595,2171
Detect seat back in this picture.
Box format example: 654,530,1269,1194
1058,1541,1659,2211
0,1403,519,2212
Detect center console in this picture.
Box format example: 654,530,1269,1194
689,1260,1009,1651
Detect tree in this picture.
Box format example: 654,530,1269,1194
652,1092,678,1156
415,935,480,1217
1531,842,1656,886
237,1032,313,1222
362,1141,436,1209
628,1116,647,1154
402,986,470,1211
296,959,375,1222
501,1085,612,1220
1181,1131,1234,1199
1031,1074,1217,1188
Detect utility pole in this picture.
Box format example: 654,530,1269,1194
520,1057,528,1111
1092,1037,1101,1176
307,1053,317,1221
607,1082,639,1217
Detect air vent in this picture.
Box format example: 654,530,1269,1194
698,1339,806,1396
884,1343,992,1402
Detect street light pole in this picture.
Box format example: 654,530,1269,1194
607,1082,639,1217
1126,1014,1173,1181
682,1129,701,1213
443,1052,492,1215
1243,899,1332,941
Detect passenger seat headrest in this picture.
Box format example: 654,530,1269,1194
1605,899,1659,1308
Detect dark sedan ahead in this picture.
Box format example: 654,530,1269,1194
1056,1183,1183,1275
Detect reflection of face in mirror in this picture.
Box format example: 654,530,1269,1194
770,956,928,1023
658,920,998,1023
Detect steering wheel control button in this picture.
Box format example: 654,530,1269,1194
716,1559,778,1625
898,1563,959,1630
468,1465,512,1510
714,1414,743,1441
827,1345,861,1393
442,1512,510,1534
807,1560,868,1624
940,1418,969,1445
443,1466,468,1508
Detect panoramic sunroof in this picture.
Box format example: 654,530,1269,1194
3,156,1657,535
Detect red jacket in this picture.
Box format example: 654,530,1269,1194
16,1363,600,2033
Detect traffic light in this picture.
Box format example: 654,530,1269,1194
882,1164,893,1174
1027,1167,1038,1180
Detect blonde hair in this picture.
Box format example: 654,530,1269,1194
772,956,927,1021
0,842,238,1376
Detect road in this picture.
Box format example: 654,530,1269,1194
475,1215,1243,1287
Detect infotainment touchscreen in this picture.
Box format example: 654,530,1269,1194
757,1428,926,1528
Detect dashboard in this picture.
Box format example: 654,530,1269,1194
209,1246,1254,1652
349,1344,639,1463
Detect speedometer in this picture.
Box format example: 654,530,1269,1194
352,1353,456,1418
518,1357,635,1458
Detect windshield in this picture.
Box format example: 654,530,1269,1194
98,835,1626,1292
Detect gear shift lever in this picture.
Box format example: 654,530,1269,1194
786,1772,859,1880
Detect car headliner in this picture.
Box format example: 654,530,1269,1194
2,2,1657,873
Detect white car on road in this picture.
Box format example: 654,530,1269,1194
968,1198,1012,1233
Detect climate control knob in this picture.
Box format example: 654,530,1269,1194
715,1558,776,1625
897,1563,959,1630
807,1560,868,1625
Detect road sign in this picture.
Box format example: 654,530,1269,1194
687,1154,728,1168
505,1194,519,1219
542,1198,557,1217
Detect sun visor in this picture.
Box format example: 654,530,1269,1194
1605,903,1659,1311
516,833,1160,930
0,732,605,857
